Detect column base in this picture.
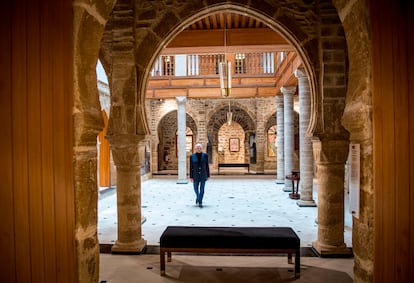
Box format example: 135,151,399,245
289,193,300,199
312,240,353,257
111,238,147,254
176,179,188,184
283,186,292,192
297,199,317,207
276,179,285,184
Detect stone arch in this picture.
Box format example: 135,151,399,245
207,105,255,142
157,110,197,170
116,1,348,142
207,100,256,124
77,1,351,282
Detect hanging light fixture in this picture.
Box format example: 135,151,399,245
227,99,233,125
219,13,231,98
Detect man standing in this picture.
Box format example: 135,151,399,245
189,143,210,208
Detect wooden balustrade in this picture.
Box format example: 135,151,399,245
151,52,283,78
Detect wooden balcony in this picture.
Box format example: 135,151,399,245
147,51,301,99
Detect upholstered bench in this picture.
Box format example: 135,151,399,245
159,226,300,278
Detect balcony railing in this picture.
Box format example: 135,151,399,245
151,52,279,78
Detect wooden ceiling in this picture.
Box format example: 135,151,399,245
186,12,267,30
163,13,293,54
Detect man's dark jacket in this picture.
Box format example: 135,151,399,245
189,153,210,181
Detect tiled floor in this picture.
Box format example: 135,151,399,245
98,174,352,248
99,253,354,282
98,173,354,282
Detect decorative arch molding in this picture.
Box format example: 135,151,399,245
208,105,255,131
157,111,198,139
206,99,256,124
207,105,256,144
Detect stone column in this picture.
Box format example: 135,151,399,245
108,135,146,253
196,110,207,147
176,96,188,184
151,139,159,173
281,86,296,191
255,100,265,174
312,139,352,256
295,68,316,207
276,94,284,183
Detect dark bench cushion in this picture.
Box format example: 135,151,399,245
159,226,299,250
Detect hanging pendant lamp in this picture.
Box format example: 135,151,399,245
219,13,231,98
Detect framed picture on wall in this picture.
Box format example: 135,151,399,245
229,138,239,152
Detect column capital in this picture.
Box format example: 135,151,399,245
176,96,187,105
106,133,144,148
106,134,143,169
275,94,284,102
280,86,297,95
294,66,307,78
312,138,349,165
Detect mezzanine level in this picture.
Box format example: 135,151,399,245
146,51,301,99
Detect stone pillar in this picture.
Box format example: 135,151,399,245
255,100,266,174
295,68,316,207
281,86,296,191
151,139,159,173
176,96,188,184
312,139,352,256
108,135,146,253
276,94,284,183
196,110,208,147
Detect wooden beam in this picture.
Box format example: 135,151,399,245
161,44,294,55
167,28,288,48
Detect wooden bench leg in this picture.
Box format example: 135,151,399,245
287,253,292,264
160,249,166,276
295,249,300,278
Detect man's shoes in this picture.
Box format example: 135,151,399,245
196,199,199,205
199,203,203,208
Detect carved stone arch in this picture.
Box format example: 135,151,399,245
266,109,299,146
157,111,197,140
129,1,347,141
157,110,196,169
206,100,256,126
207,105,255,144
185,106,200,131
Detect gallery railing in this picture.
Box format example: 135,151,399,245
150,52,284,78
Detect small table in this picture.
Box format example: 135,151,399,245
286,170,300,199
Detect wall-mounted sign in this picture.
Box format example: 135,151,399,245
349,143,360,219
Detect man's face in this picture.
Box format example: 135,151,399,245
195,145,202,153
